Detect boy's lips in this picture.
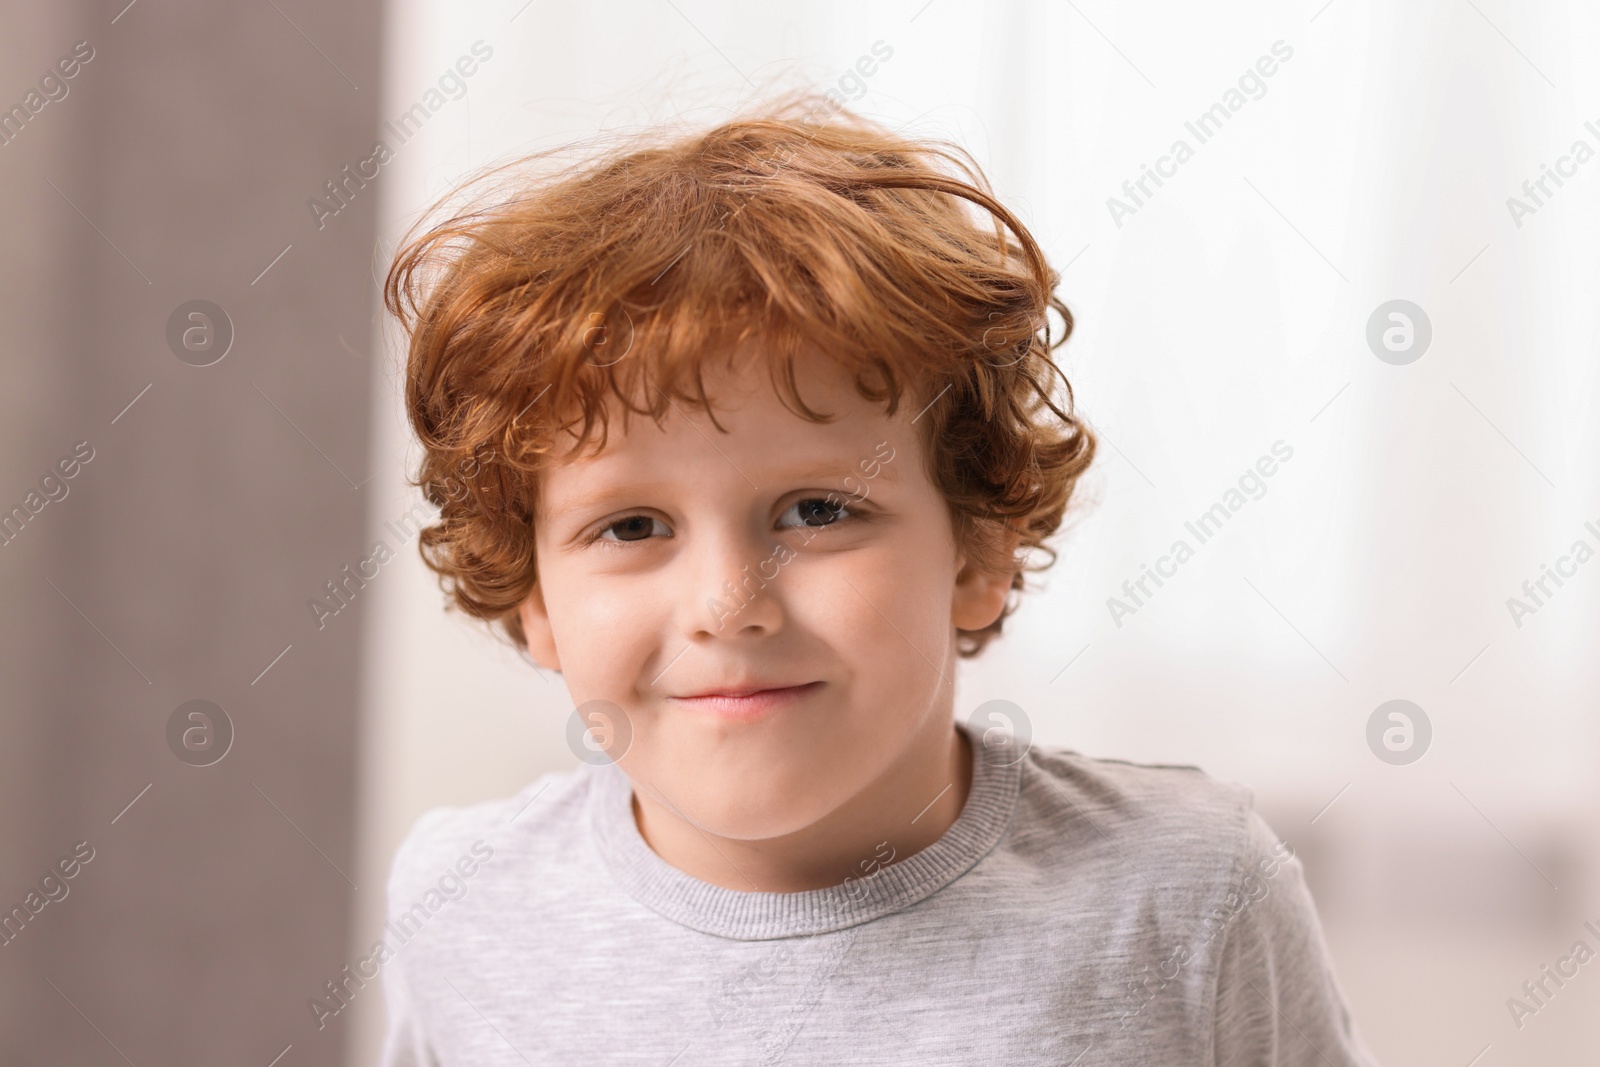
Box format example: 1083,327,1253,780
668,681,823,720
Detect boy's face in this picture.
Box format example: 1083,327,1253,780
519,352,1012,841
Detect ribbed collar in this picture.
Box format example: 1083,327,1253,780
587,720,1022,940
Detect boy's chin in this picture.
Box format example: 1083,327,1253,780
638,765,850,843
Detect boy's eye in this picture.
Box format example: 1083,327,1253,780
587,497,858,546
593,515,669,543
778,497,853,529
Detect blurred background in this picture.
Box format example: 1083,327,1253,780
2,0,1597,1063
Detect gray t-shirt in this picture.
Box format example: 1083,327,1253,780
376,722,1380,1065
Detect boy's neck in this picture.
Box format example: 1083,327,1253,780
629,717,974,894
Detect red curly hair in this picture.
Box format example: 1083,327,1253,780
382,93,1095,658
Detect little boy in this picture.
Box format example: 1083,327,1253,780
377,96,1380,1065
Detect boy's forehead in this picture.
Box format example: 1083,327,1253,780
536,358,911,507
551,388,899,475
553,352,905,463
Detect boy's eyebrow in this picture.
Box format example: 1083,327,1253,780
557,457,899,512
773,458,900,486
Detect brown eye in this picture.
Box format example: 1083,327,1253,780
595,515,666,543
780,498,850,529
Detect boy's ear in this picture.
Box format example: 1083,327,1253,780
517,581,562,671
951,536,1020,632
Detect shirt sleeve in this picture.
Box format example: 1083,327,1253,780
377,810,446,1067
378,952,438,1067
1210,809,1383,1067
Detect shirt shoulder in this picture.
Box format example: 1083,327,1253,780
1013,742,1260,890
376,767,595,1067
1009,745,1378,1064
383,765,591,912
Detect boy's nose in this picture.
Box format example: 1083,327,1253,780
681,529,787,641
